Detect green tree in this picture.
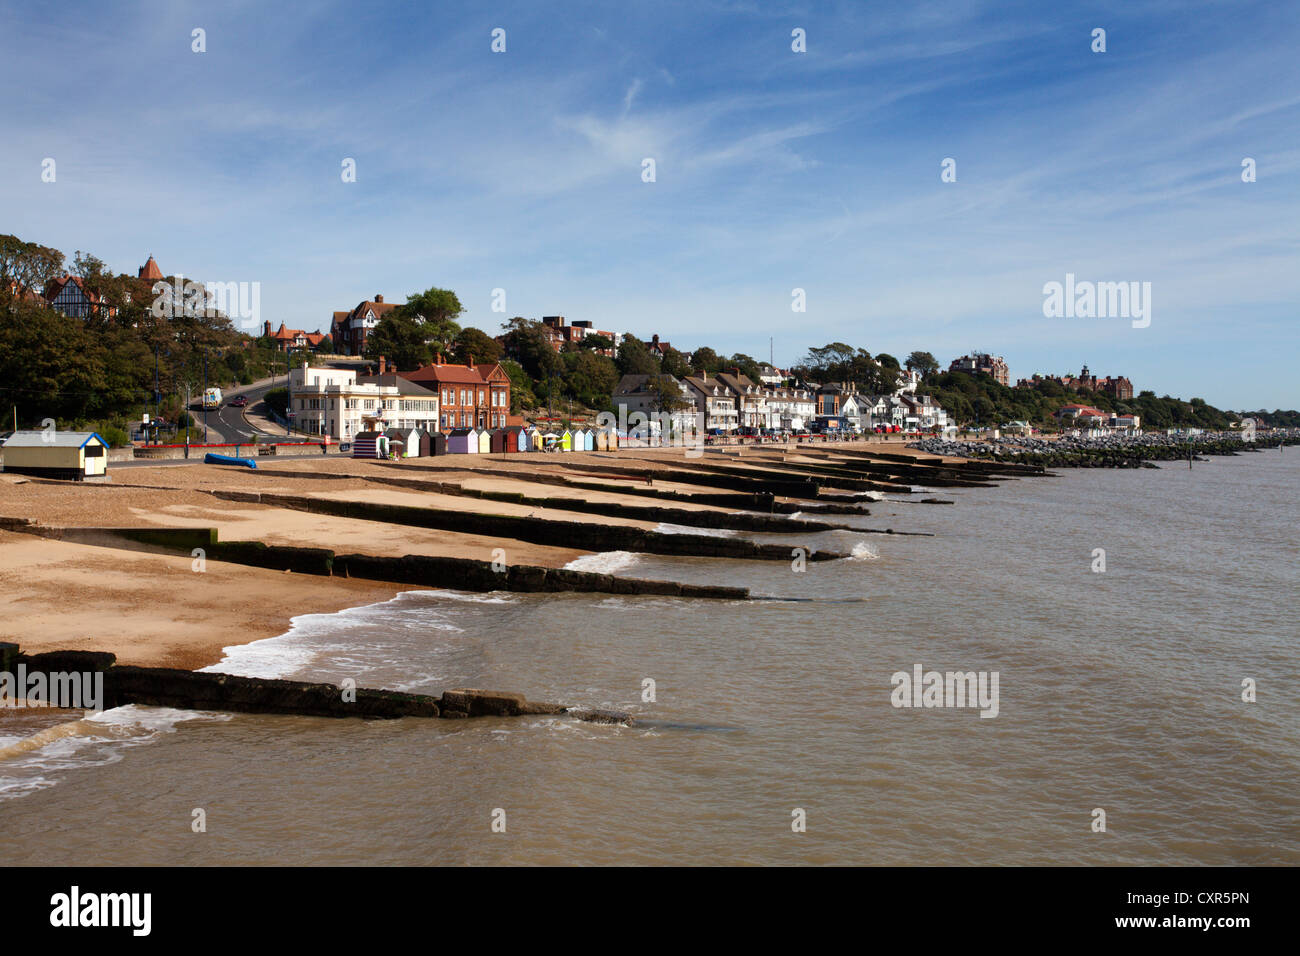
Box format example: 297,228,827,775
616,334,658,377
452,326,503,365
905,350,939,380
364,314,433,370
689,346,723,374
399,286,463,350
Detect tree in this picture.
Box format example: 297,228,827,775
398,286,463,350
562,350,619,409
906,351,939,381
727,353,764,383
647,374,690,414
500,359,537,413
616,334,658,377
0,234,65,295
364,314,433,370
690,347,723,374
452,327,503,365
659,346,691,379
500,316,562,381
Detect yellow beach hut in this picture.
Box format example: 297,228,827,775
1,430,110,480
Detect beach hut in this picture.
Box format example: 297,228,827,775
560,429,574,452
503,426,528,453
526,426,544,451
1,430,109,481
477,429,492,454
351,431,381,458
489,429,507,454
428,431,447,456
415,428,433,457
398,426,423,458
447,427,478,455
383,427,409,459
594,428,614,452
582,429,595,451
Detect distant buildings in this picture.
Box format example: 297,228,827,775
1018,364,1133,401
43,275,112,319
400,355,512,430
949,353,1010,386
330,294,400,356
539,315,621,356
262,321,329,352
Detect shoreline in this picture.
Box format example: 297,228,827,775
2,435,1277,673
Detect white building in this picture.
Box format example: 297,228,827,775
287,365,439,441
762,385,814,430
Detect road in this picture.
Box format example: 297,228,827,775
188,359,372,444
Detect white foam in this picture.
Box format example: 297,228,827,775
0,705,228,801
654,523,737,537
564,551,642,574
848,541,879,560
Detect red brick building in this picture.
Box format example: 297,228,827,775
399,356,512,430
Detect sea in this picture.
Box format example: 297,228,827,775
2,448,1296,865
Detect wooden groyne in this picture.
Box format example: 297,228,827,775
207,490,848,562
1,645,633,724
0,518,753,600
361,473,857,533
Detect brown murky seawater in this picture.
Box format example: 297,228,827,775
2,451,1296,865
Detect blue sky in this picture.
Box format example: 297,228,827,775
2,0,1296,409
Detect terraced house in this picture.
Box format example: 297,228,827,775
399,355,511,430
683,375,739,433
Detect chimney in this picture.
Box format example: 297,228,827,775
436,352,443,364
378,355,387,375
468,356,475,369
263,320,271,337
375,294,384,304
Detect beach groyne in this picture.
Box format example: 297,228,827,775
207,490,847,562
1,644,631,724
361,473,856,532
0,517,752,599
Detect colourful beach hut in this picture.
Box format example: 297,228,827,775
560,429,574,452
489,429,507,454
581,429,595,451
526,426,543,451
351,431,381,458
477,429,492,454
447,427,477,455
594,428,612,452
426,430,447,456
503,426,528,453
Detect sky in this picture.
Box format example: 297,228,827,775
1,0,1297,409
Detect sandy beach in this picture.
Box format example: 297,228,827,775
0,440,955,669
